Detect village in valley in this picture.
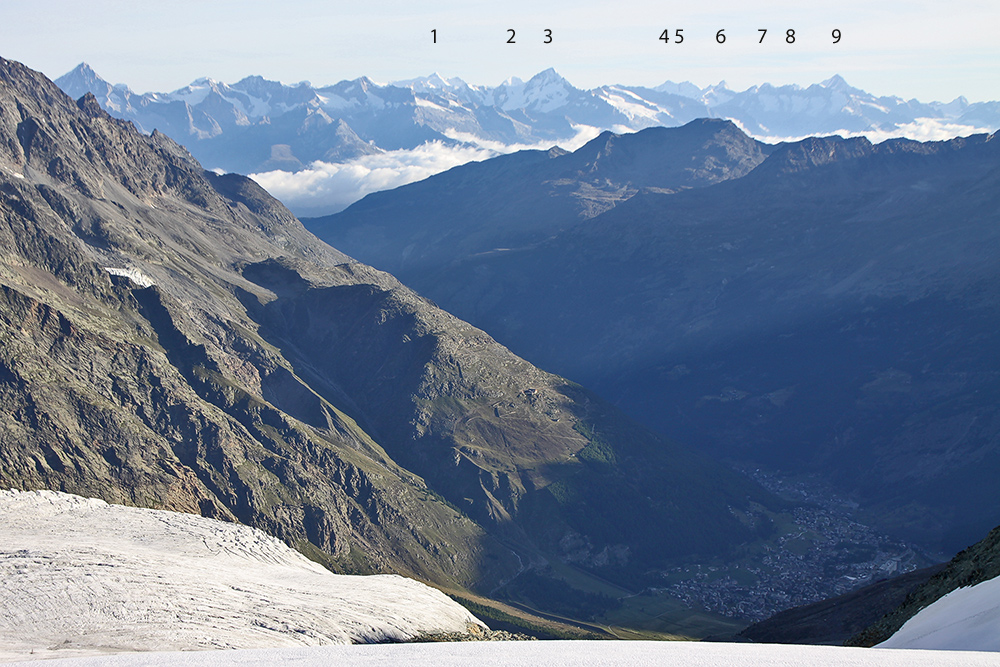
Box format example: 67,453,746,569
655,469,930,622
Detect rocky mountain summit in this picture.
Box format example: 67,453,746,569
0,56,787,628
307,118,774,277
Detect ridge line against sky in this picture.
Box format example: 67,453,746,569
1,0,998,104
51,63,994,107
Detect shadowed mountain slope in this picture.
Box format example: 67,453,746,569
309,122,1000,555
306,119,773,275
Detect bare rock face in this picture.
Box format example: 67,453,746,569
0,57,778,607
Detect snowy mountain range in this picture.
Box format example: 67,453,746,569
3,55,801,640
56,63,1000,180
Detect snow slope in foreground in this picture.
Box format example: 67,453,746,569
877,574,1000,651
0,490,482,663
6,640,1000,667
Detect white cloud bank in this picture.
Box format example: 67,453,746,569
753,118,995,145
249,126,605,218
251,142,494,217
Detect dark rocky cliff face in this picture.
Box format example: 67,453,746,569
0,58,780,601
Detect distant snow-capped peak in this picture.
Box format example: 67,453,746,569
700,81,736,106
54,63,139,114
493,68,576,113
395,72,465,92
820,74,855,93
654,80,705,100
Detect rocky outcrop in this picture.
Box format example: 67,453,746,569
0,57,512,589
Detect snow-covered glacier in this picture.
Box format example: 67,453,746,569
0,489,483,662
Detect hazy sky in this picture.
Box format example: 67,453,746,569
2,0,997,102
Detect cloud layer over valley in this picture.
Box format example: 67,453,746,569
249,126,606,216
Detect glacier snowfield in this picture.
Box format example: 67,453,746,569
6,642,1000,667
0,490,481,662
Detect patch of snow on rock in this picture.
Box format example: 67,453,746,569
104,267,154,287
0,490,483,663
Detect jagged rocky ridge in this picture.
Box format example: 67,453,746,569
0,57,785,615
309,119,1000,556
307,118,774,276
